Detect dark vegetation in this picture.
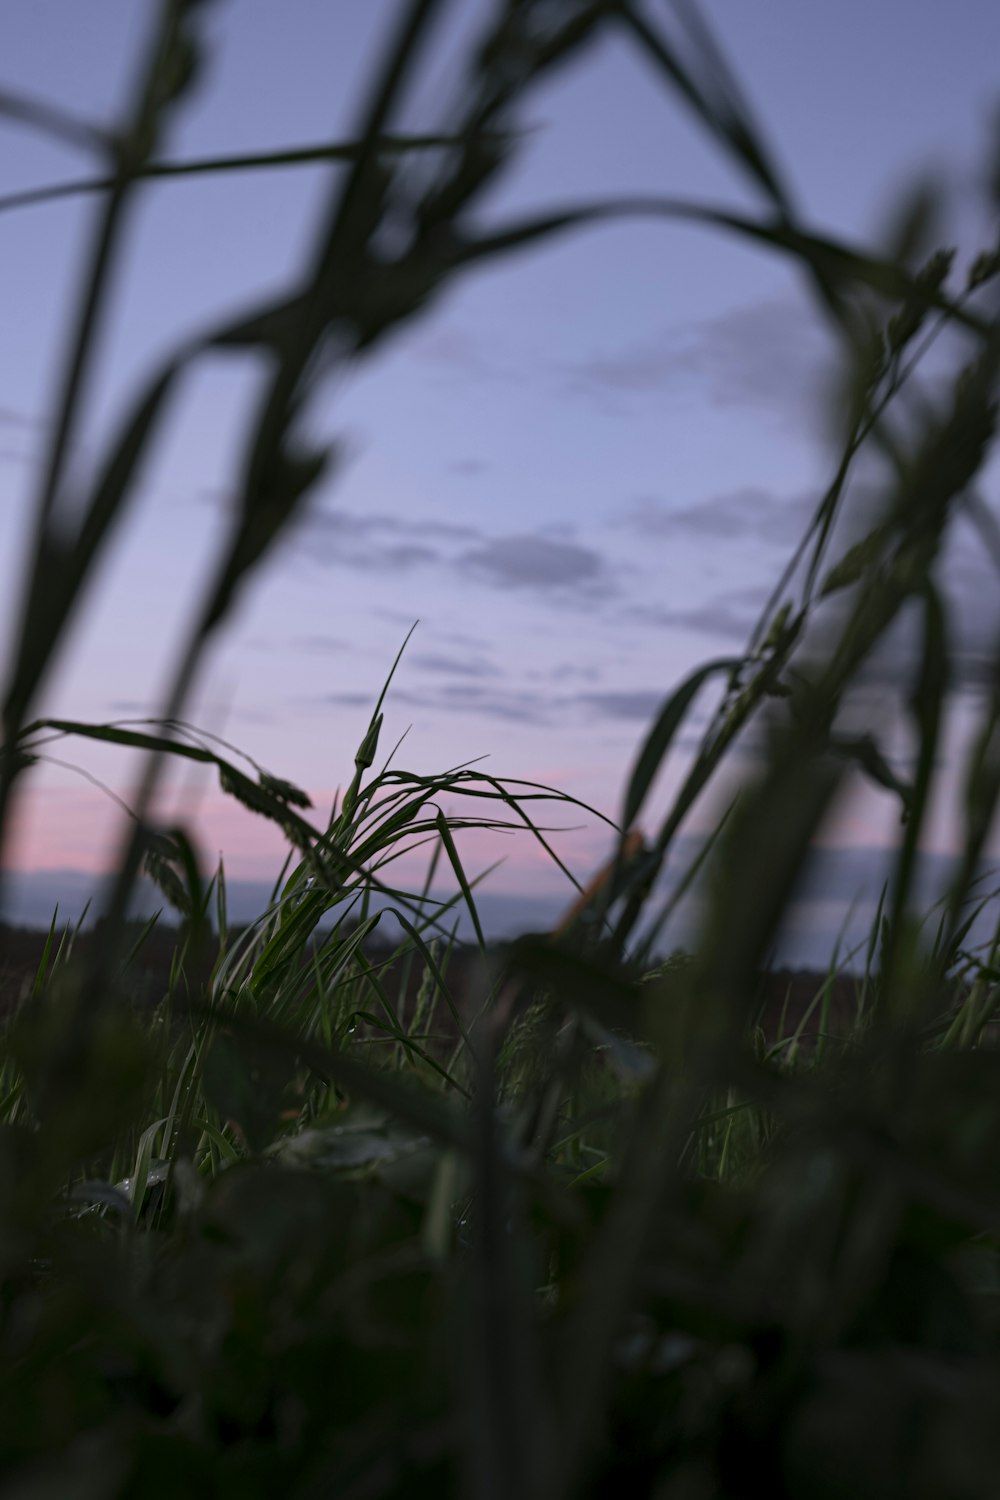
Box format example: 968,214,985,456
0,917,875,1040
1,2,1000,1496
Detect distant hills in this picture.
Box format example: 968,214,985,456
3,844,998,972
0,866,569,945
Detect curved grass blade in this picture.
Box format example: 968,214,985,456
0,133,479,218
454,196,991,338
619,0,793,215
0,84,107,154
4,359,181,743
622,657,742,832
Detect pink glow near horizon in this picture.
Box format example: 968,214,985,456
5,773,617,896
8,756,989,904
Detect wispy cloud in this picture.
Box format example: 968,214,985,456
301,678,550,727
286,634,352,655
303,505,480,544
411,651,503,679
622,581,770,643
563,294,831,422
313,690,375,709
283,504,623,607
374,606,424,628
353,542,441,572
0,406,39,432
106,699,157,714
572,689,667,721
624,600,757,643
436,628,492,650
309,680,714,731
409,324,520,386
388,684,551,725
546,662,602,683
620,487,813,547
0,406,41,467
458,534,617,598
292,504,477,575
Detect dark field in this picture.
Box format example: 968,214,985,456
0,917,959,1042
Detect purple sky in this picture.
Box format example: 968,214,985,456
2,1,999,920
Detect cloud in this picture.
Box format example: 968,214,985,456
301,672,748,734
572,689,666,721
230,706,277,727
458,534,616,597
0,407,40,466
348,542,440,572
425,682,687,727
437,628,491,650
547,662,601,683
297,526,445,575
390,685,552,725
314,691,375,709
293,504,480,574
564,294,831,421
409,325,517,385
312,677,672,729
374,607,424,628
198,499,479,576
626,601,757,643
623,582,770,643
285,505,622,605
621,487,813,547
0,407,39,431
287,634,352,655
411,651,502,679
106,699,155,714
674,296,832,413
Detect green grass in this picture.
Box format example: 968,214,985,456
2,2,1000,1495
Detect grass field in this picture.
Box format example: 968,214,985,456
2,3,1000,1495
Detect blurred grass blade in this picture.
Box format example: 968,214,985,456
623,657,741,831
621,0,793,214
0,84,108,154
880,583,949,1007
0,132,479,218
455,196,991,336
631,795,737,968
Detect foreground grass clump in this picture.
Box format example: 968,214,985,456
3,684,1000,1498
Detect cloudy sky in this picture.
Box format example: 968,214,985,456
2,0,999,938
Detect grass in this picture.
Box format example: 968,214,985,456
1,1,1000,1495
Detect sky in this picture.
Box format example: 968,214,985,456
1,0,999,949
